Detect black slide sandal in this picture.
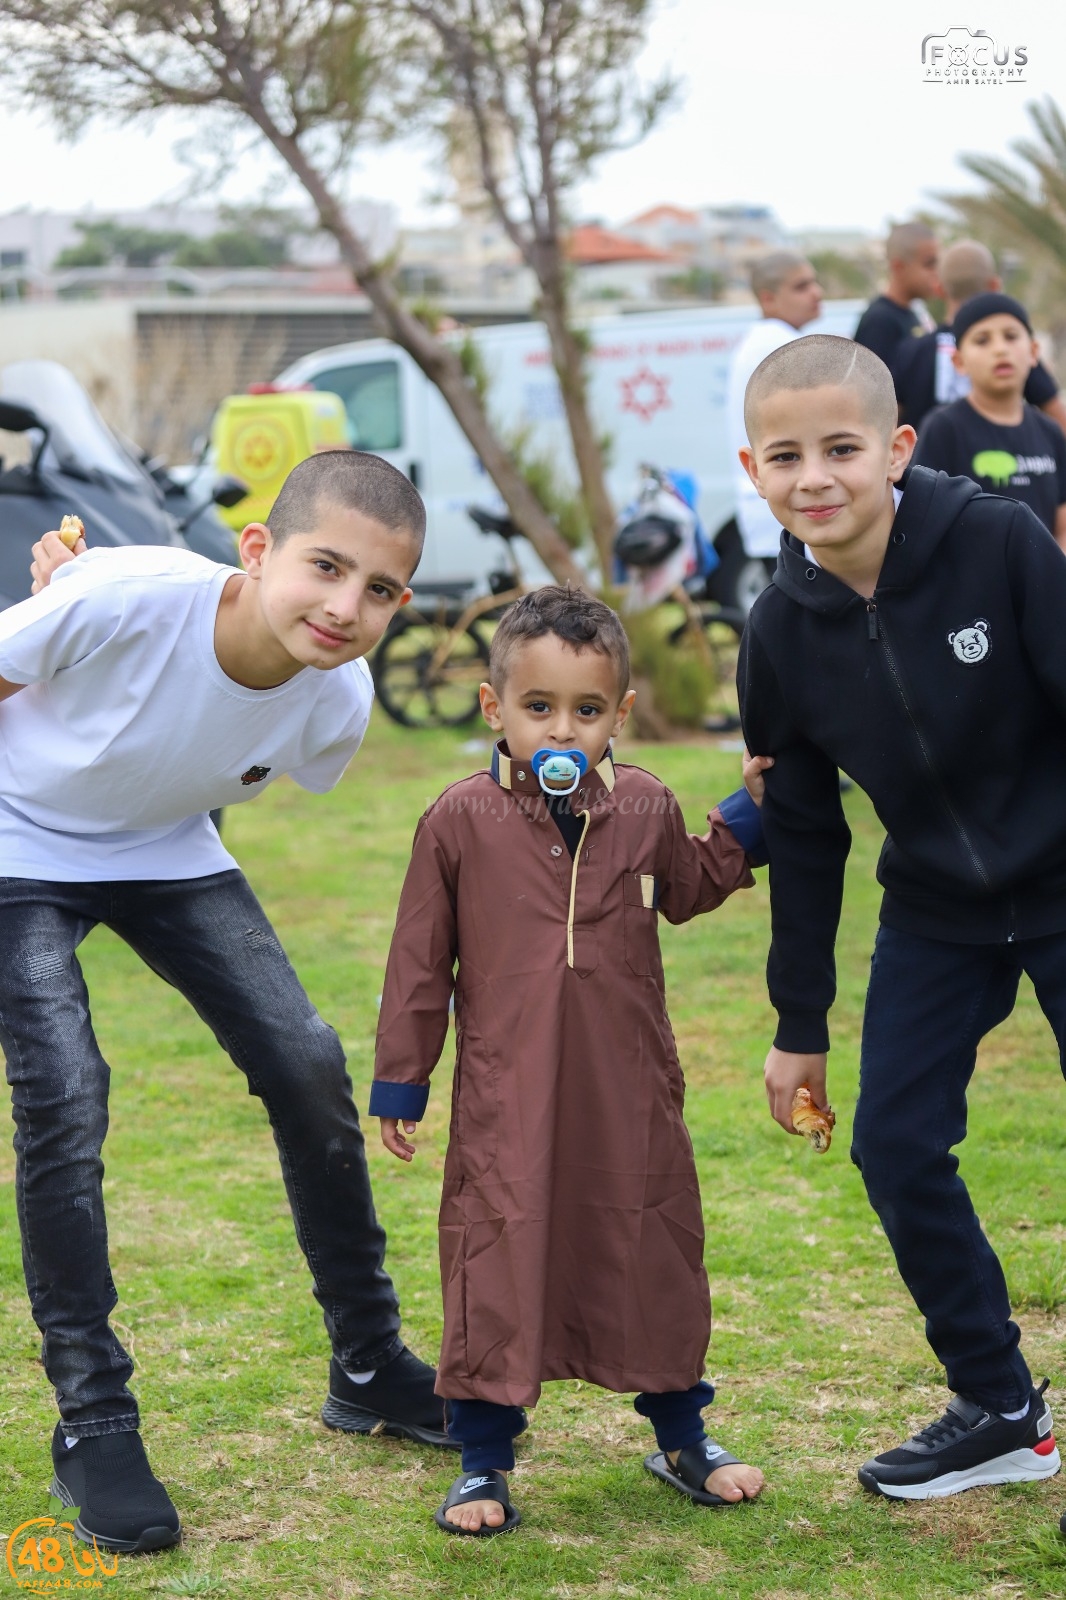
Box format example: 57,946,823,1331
644,1438,748,1507
434,1470,521,1537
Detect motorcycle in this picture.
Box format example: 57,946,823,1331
0,361,247,609
612,465,744,732
613,466,729,615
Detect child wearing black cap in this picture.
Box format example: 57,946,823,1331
912,291,1066,548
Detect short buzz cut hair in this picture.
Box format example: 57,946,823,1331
489,585,630,695
744,334,898,443
886,220,936,263
750,250,810,300
940,239,997,303
267,449,426,550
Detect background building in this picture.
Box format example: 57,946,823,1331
0,197,883,462
617,204,792,298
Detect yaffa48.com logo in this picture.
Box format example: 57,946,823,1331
5,1495,117,1592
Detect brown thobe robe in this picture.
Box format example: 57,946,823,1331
372,745,755,1406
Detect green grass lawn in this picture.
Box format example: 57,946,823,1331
3,713,1066,1599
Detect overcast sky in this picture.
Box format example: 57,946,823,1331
0,0,1061,234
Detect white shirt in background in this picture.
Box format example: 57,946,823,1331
0,546,374,882
727,316,804,558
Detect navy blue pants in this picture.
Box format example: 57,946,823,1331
852,923,1066,1413
448,1382,715,1472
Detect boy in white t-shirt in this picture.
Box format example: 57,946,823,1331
0,451,452,1554
726,253,824,572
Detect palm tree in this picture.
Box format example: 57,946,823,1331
938,97,1066,341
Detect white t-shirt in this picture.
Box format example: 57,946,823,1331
726,316,803,558
0,546,374,882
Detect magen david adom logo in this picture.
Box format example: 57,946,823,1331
232,417,291,482
921,27,1027,85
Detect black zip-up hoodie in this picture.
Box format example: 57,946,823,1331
738,464,1066,1055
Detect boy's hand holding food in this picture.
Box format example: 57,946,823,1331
764,1047,829,1135
31,515,87,594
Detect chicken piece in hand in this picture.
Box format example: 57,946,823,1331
791,1085,835,1153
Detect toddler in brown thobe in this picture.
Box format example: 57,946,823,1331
371,586,768,1535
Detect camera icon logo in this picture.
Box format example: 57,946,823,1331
921,26,1028,81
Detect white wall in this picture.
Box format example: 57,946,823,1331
0,301,136,434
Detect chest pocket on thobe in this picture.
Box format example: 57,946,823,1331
622,872,660,975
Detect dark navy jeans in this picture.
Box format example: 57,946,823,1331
852,923,1066,1413
0,871,401,1437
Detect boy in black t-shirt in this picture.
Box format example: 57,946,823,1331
913,293,1066,548
891,241,1066,432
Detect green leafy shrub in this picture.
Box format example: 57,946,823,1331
625,608,715,728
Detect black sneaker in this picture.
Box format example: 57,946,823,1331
51,1424,181,1552
321,1346,459,1450
858,1381,1060,1500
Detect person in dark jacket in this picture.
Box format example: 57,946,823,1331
853,221,940,369
736,333,1063,1504
371,587,769,1535
891,240,1066,433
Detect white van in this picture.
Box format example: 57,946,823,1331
275,300,862,608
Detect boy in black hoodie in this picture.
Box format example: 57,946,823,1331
737,334,1063,1502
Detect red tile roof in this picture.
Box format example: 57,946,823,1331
566,225,680,265
625,205,701,227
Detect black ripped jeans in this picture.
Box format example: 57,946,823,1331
0,871,401,1438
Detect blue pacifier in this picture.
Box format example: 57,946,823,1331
530,747,588,797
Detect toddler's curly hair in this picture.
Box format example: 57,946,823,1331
489,585,630,693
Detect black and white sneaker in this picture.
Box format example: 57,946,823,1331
50,1424,181,1553
321,1346,458,1450
858,1381,1060,1500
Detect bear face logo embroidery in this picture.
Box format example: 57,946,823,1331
947,620,990,665
241,765,272,785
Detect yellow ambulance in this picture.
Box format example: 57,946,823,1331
209,389,350,530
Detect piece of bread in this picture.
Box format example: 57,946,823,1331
58,514,84,550
791,1084,836,1153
